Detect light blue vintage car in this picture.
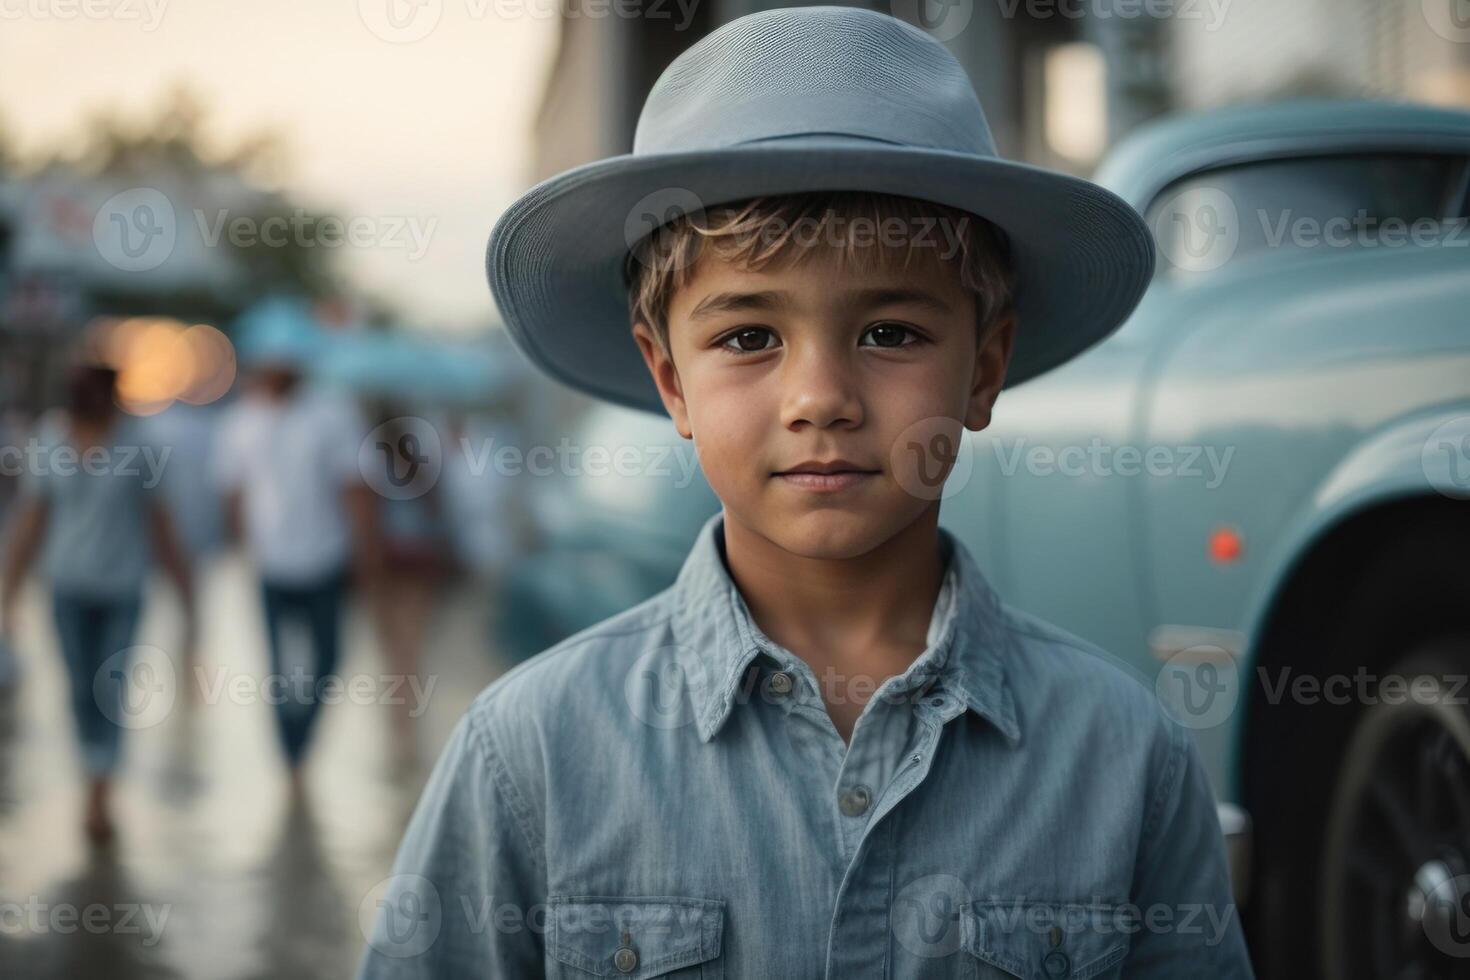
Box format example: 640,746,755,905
496,99,1470,980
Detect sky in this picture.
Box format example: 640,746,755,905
0,0,560,330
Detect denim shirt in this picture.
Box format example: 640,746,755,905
359,511,1253,979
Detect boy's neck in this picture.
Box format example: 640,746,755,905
718,506,948,702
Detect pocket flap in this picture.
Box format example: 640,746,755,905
960,901,1132,979
548,896,724,978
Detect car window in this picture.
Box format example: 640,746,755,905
1146,153,1470,276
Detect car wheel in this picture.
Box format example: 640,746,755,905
1319,640,1470,979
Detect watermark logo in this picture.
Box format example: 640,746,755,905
361,416,444,500
1423,416,1470,500
624,645,697,730
358,0,443,42
1419,872,1470,958
891,0,973,41
891,416,974,501
624,187,708,274
1153,186,1238,273
94,188,177,272
1154,644,1238,729
360,874,443,958
94,645,177,730
891,873,970,958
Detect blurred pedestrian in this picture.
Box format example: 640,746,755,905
0,362,197,843
138,399,226,687
0,404,30,692
364,407,455,744
209,301,380,788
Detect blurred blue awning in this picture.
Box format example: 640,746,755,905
317,329,515,403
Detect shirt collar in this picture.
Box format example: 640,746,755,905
670,511,1021,745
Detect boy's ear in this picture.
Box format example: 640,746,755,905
965,311,1016,432
631,321,694,439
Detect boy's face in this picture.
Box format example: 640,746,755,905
632,246,1015,560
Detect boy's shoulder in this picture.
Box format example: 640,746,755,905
465,587,684,738
993,598,1186,761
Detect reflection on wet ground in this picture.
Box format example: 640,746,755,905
0,552,506,979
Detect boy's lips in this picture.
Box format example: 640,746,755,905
773,458,877,476
772,460,880,492
774,471,875,492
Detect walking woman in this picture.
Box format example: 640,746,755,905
0,362,197,843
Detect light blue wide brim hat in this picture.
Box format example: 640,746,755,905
488,4,1155,417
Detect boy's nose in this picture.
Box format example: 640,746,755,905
778,349,864,430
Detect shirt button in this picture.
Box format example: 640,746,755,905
1042,949,1070,977
613,945,639,973
839,784,872,817
768,670,794,696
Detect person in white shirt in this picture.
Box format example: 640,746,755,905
210,317,381,785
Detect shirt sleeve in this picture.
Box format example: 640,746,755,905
16,415,61,502
326,393,368,487
1123,719,1256,977
356,704,546,978
206,407,247,493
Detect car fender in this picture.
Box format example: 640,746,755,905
1228,404,1470,790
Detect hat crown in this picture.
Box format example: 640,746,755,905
634,5,996,157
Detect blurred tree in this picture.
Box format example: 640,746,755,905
0,108,15,177
15,82,395,324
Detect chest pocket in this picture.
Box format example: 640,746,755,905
959,901,1132,980
546,896,725,979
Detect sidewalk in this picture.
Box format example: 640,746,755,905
0,550,507,980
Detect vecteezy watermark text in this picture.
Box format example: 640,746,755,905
0,897,171,946
992,0,1231,30
0,439,170,489
991,437,1234,488
194,209,437,261
0,0,168,30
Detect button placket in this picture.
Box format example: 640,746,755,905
838,783,872,817
853,703,949,847
829,689,898,865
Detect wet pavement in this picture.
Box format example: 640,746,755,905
0,551,508,979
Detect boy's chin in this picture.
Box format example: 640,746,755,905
753,506,921,561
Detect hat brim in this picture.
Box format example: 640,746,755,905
487,138,1155,417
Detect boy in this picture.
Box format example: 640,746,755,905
360,6,1253,978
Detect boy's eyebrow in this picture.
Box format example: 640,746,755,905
853,287,956,314
686,290,785,322
686,287,955,322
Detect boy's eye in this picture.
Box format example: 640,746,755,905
860,322,920,348
717,322,923,354
720,327,777,353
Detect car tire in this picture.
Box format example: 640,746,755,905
1318,640,1470,978
1247,512,1470,980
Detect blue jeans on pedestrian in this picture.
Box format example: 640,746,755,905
51,590,143,777
260,567,346,766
